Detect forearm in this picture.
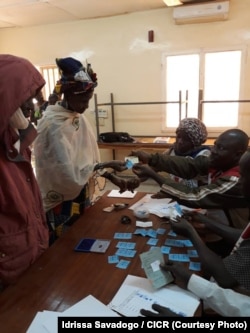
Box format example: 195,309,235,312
199,215,241,244
187,228,238,288
94,160,127,173
94,162,112,171
146,171,167,187
101,171,127,194
149,153,206,177
101,171,121,184
161,180,247,211
95,167,116,182
188,274,250,316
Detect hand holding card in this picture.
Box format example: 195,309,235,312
140,247,174,289
125,156,139,169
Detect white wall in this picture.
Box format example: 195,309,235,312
0,0,250,161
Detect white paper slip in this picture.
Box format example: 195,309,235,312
136,221,153,227
107,190,137,198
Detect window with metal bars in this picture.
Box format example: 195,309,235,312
39,65,60,100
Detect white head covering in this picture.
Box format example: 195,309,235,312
9,108,29,130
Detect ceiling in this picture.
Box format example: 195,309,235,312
0,0,218,29
0,0,167,29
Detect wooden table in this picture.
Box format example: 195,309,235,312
97,137,216,151
0,192,201,332
98,137,216,159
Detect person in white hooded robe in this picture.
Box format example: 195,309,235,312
34,57,140,244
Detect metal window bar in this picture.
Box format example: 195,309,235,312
94,92,183,139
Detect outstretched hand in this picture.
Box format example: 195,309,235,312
126,177,140,193
169,216,195,238
106,160,128,172
181,211,211,234
109,174,140,193
132,164,156,179
109,174,127,193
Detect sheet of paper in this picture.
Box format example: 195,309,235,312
107,190,137,198
41,295,119,333
62,295,119,316
26,311,58,333
108,274,200,317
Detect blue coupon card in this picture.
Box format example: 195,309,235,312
116,259,130,269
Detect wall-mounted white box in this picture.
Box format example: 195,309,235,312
97,109,108,118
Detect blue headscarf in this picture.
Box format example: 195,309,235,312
54,57,97,94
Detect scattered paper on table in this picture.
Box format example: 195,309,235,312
130,194,206,218
27,295,119,333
